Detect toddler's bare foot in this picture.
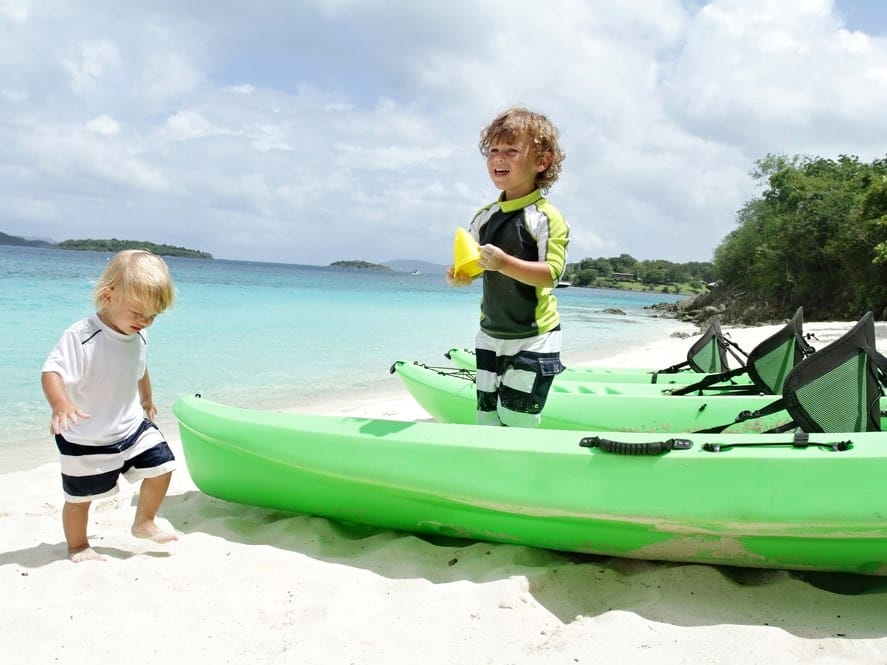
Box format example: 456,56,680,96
132,520,179,544
69,546,106,563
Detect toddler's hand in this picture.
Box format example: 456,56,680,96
50,404,91,435
142,401,158,422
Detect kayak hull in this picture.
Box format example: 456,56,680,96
173,395,887,575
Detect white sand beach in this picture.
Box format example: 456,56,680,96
3,321,887,664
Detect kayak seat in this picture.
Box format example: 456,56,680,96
701,312,887,434
670,307,815,396
746,306,817,394
653,317,748,378
685,317,729,373
781,311,887,433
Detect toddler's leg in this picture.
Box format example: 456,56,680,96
131,472,178,543
63,501,105,562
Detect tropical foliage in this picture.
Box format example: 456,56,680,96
564,254,715,294
713,154,887,320
567,153,887,320
329,260,392,271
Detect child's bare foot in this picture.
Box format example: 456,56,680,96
69,546,106,563
131,520,179,544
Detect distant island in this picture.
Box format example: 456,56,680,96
0,231,54,248
330,260,392,271
2,232,434,273
0,231,212,258
57,239,212,258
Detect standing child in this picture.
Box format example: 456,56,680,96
447,107,569,427
41,249,178,562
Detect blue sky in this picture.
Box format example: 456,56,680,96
1,0,886,266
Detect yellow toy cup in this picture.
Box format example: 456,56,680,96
453,228,483,278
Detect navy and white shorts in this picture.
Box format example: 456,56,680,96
474,327,564,427
55,419,176,503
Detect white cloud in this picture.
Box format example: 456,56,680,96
225,84,255,95
25,123,168,193
139,50,201,100
162,110,228,141
0,0,30,24
86,114,120,135
0,0,885,265
61,39,121,93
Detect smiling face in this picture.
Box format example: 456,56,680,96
485,135,551,201
98,289,159,335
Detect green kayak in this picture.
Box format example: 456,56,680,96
398,312,885,434
446,307,813,393
445,346,755,388
392,360,795,432
172,394,887,575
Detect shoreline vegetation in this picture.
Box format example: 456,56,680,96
56,238,212,259
0,231,211,258
329,260,392,271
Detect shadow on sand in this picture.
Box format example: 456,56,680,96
155,488,887,639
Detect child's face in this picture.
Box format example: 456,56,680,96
485,135,550,200
99,289,159,335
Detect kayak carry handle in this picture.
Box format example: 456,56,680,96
579,436,692,455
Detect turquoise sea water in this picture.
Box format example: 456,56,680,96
1,245,688,470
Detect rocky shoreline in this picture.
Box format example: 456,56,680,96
652,282,797,328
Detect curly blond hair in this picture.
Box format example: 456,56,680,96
478,107,565,192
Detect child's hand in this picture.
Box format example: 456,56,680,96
478,244,506,271
142,400,158,422
446,265,474,288
49,403,90,435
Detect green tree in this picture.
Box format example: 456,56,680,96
714,154,887,319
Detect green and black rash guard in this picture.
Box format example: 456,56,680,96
469,189,570,340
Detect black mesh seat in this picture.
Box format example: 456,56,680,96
580,313,887,454
670,307,815,396
654,318,749,380
781,312,887,433
700,312,887,434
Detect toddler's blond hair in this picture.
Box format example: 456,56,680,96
92,249,175,314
